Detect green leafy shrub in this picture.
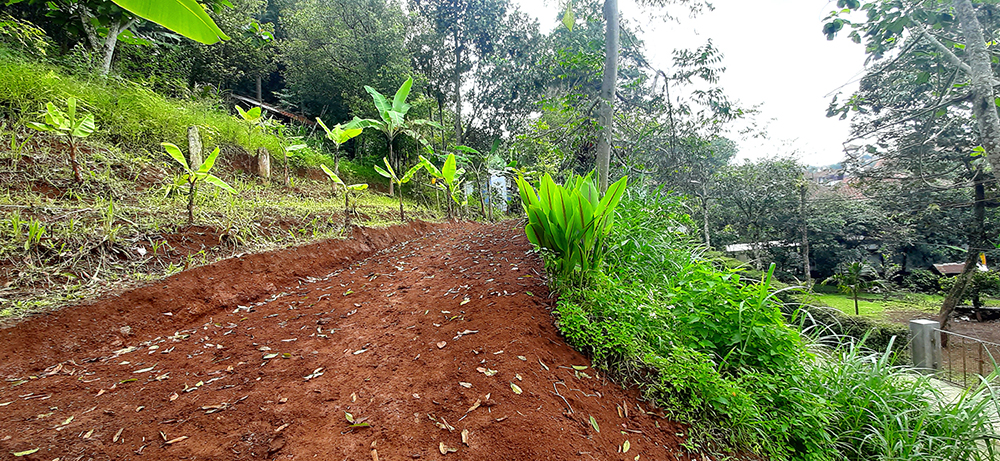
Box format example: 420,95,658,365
900,268,940,293
515,171,626,285
26,97,95,182
537,189,998,460
162,142,237,225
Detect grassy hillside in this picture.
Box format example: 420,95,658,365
0,48,437,319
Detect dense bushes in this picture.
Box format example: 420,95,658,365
522,183,999,460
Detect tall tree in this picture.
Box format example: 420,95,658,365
410,0,509,146
826,0,1000,182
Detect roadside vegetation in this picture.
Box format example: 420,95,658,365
517,175,1000,460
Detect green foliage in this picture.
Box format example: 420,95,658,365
802,337,999,461
540,190,998,460
373,156,424,221
0,55,289,157
515,171,626,285
109,0,229,44
822,261,886,316
0,13,53,56
25,97,96,182
420,151,465,218
320,164,367,227
162,142,236,225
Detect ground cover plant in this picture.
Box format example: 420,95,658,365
516,177,1000,460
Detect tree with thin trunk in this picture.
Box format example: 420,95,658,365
596,0,619,193
823,261,884,316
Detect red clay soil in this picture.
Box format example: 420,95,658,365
0,221,700,461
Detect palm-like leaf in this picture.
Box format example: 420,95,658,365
110,0,229,44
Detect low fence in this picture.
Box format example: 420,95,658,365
909,319,1000,387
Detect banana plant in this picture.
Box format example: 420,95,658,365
320,164,368,228
419,152,465,220
235,105,268,151
374,157,425,222
316,118,363,175
515,172,627,284
26,97,95,182
162,142,237,225
269,121,306,187
352,77,441,196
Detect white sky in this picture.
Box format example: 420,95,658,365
513,0,871,166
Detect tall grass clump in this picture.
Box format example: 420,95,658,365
520,182,1000,460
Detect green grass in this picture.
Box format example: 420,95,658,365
0,46,328,170
807,293,890,317
0,121,439,320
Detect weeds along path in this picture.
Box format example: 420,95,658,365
0,220,695,460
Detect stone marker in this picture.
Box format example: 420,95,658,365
187,126,203,171
257,147,271,180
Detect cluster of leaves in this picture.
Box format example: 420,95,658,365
26,97,95,182
162,142,236,225
515,172,626,285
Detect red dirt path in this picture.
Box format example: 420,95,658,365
0,221,695,460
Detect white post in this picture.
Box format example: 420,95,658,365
910,319,941,372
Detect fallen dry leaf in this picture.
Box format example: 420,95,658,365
459,382,472,388
437,341,447,349
164,435,188,445
462,428,470,446
113,427,124,443
466,399,481,413
510,383,522,395
439,441,458,454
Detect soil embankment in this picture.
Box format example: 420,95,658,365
0,221,694,460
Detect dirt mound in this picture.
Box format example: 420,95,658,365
0,221,696,460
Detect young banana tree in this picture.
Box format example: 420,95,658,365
352,77,441,196
316,118,363,175
320,164,368,228
374,157,425,222
26,97,95,182
163,142,237,225
419,152,465,220
235,105,266,149
269,121,306,187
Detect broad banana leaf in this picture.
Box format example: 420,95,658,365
111,0,229,44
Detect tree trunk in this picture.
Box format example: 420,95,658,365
853,290,859,316
953,0,1000,180
98,18,135,76
388,141,395,197
187,126,203,171
800,180,811,286
938,170,986,334
701,182,710,248
68,137,82,182
187,180,197,226
344,191,351,228
453,36,464,146
596,0,619,194
398,186,405,222
256,75,263,107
